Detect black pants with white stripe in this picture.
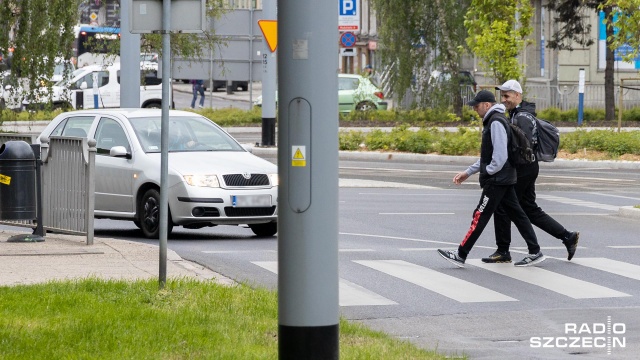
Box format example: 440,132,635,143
494,162,567,253
458,183,540,259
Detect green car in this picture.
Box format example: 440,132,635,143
254,73,388,113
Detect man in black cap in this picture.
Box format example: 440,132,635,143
437,90,545,268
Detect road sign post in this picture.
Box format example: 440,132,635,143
258,2,277,146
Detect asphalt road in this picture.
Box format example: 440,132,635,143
75,156,640,360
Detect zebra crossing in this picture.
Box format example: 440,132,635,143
248,256,639,307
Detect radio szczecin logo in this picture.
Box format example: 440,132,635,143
530,316,625,355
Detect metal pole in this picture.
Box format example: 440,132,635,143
577,68,585,126
261,0,276,146
278,0,339,358
120,0,141,108
618,79,623,132
159,0,172,289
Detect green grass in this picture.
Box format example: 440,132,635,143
0,278,461,359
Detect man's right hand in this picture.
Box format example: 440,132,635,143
453,172,469,185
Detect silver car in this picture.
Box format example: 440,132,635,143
38,109,278,238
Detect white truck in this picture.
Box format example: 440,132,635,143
34,62,170,110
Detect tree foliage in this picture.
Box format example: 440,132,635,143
0,0,225,116
370,0,471,114
464,0,533,83
603,0,640,63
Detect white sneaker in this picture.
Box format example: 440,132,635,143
514,252,545,267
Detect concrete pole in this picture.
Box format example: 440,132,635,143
158,0,172,289
261,0,277,146
120,0,141,108
277,0,339,358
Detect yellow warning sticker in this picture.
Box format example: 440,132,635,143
0,173,11,185
292,146,306,167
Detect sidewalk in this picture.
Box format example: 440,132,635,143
0,229,234,287
172,81,261,104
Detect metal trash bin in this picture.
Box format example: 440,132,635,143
0,140,36,220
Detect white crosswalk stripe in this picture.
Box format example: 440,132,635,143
570,258,640,281
251,261,397,307
354,260,517,303
466,260,630,299
537,194,620,211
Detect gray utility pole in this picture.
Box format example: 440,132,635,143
120,0,141,108
277,0,339,359
158,0,172,289
261,0,277,146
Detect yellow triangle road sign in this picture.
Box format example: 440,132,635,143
258,20,278,52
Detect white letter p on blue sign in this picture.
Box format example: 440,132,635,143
340,0,356,16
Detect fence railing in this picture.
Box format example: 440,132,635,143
0,134,96,244
392,82,640,112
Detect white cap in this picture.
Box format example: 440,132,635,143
496,79,523,94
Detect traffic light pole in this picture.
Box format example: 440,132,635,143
277,0,339,359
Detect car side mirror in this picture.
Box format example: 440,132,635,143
80,81,88,90
110,146,131,159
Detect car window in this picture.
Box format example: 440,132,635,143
95,118,130,155
72,70,109,89
50,116,94,137
129,116,244,153
339,77,359,91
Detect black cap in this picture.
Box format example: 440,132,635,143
467,90,496,106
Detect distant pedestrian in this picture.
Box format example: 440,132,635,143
437,90,545,268
481,80,579,264
191,79,205,109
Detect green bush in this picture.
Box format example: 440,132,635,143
194,107,263,126
560,129,640,156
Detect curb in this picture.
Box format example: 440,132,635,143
618,206,640,220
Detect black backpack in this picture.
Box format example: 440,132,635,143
534,118,560,162
495,116,535,166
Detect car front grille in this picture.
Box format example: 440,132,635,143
222,174,270,187
224,206,276,217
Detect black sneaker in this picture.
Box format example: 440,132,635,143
481,250,512,263
437,249,465,268
514,252,545,267
563,231,580,261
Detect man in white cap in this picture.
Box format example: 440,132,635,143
481,80,580,264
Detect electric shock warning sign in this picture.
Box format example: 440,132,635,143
292,146,306,167
0,174,11,185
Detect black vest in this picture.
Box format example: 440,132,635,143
478,109,517,187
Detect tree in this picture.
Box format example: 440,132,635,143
603,0,640,63
0,0,225,115
0,0,78,111
371,0,471,116
464,0,533,83
544,0,617,121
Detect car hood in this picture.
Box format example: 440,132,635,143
161,151,277,175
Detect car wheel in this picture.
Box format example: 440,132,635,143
143,102,161,109
139,188,173,238
356,101,377,111
249,222,277,237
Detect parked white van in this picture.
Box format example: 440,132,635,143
29,62,169,110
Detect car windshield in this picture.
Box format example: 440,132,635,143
129,116,245,153
56,68,85,87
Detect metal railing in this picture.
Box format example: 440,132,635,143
0,134,96,244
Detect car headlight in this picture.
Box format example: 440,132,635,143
268,173,278,186
183,175,220,188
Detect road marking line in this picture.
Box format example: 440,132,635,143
340,232,457,245
354,260,517,303
571,258,640,281
251,261,397,306
537,194,619,211
339,249,375,252
202,250,276,254
608,246,640,249
467,260,630,299
378,212,455,215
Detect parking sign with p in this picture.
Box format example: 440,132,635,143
339,0,359,31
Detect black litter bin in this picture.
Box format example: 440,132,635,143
0,141,36,220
